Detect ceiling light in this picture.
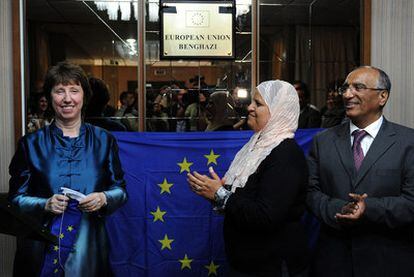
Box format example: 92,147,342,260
94,1,136,21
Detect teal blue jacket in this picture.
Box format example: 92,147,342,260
9,122,127,277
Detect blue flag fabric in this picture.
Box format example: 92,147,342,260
106,129,321,277
40,200,82,277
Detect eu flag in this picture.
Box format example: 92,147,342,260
106,130,319,276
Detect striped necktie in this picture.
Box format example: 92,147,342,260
352,129,368,171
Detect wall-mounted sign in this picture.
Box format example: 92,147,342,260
160,0,235,60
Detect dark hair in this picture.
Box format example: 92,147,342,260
376,68,391,94
85,77,110,116
293,80,310,99
189,75,205,84
43,62,92,115
29,92,47,114
119,91,135,102
119,91,128,101
28,92,53,120
199,89,210,99
327,79,345,93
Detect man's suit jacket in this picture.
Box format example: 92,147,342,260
307,118,414,277
298,105,321,129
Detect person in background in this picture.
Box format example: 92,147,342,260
320,80,346,128
85,77,126,131
294,81,321,128
188,80,309,277
115,91,138,131
102,104,117,118
146,86,165,120
307,66,414,277
189,75,208,90
185,90,209,131
169,86,188,132
27,92,53,133
157,85,171,110
147,98,169,132
118,91,136,112
205,90,237,131
9,62,127,276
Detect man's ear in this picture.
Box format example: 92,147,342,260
379,90,389,107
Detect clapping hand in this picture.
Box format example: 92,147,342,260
335,193,368,223
187,167,225,200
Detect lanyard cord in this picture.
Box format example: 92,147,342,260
57,197,66,271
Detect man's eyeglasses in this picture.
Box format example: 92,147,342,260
338,83,387,95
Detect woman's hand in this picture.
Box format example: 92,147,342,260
78,192,107,213
45,194,69,214
187,167,225,200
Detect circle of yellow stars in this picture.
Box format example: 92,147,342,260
191,12,205,26
151,149,222,275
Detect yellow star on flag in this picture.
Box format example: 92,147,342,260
205,261,220,276
150,206,166,222
179,254,193,270
59,233,65,239
158,234,174,250
53,245,59,252
54,268,59,274
67,225,74,232
158,178,173,194
204,149,220,165
177,157,193,173
53,258,58,265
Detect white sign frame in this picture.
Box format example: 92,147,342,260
160,0,235,60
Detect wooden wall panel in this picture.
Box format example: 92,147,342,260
361,0,372,65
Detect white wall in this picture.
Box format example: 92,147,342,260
371,0,414,128
0,0,16,276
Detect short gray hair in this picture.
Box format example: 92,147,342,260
377,68,391,93
357,65,391,93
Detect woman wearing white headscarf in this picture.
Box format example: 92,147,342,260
188,80,309,277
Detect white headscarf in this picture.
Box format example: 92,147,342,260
224,80,299,192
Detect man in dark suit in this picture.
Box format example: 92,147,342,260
307,66,414,277
294,81,321,128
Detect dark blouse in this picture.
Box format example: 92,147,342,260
224,139,309,277
8,123,127,277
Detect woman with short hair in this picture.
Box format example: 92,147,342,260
9,62,128,276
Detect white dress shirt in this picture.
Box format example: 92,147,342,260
349,116,383,156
